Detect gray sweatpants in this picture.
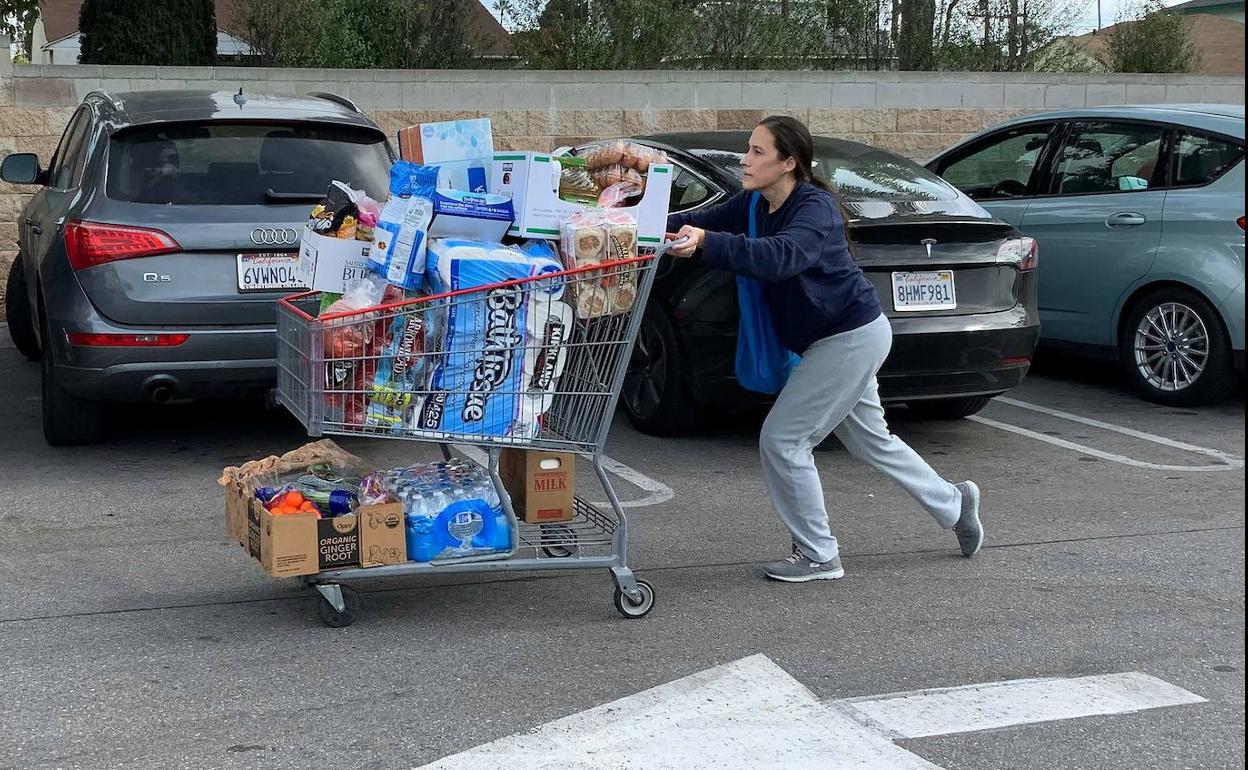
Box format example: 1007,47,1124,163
760,313,961,563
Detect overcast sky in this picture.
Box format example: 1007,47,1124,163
1070,0,1190,33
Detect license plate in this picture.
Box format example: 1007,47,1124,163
891,270,956,312
236,252,306,293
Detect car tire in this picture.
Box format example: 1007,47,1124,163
5,257,40,361
1121,287,1236,407
621,306,702,436
41,316,106,446
907,395,995,419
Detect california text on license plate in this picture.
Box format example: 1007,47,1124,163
891,270,956,312
236,253,306,293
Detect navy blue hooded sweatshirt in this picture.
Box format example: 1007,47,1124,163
668,182,881,355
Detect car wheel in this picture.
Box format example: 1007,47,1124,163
1121,288,1235,407
41,316,106,446
622,307,702,436
907,395,995,419
5,257,40,361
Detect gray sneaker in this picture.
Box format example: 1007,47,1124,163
953,481,983,557
764,547,845,583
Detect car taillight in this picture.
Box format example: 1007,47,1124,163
998,237,1038,271
67,333,189,347
65,221,180,271
1238,216,1245,231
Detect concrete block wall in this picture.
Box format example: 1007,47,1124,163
1,59,1243,313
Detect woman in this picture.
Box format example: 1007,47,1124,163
667,115,983,583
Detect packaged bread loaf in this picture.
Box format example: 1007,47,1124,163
559,208,641,319
582,141,669,197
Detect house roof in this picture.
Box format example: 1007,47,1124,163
38,0,80,44
1169,0,1245,13
38,0,510,57
39,0,257,44
1062,13,1245,76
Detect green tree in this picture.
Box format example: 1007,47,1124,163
78,0,216,65
1106,0,1199,73
932,0,1081,71
1030,38,1107,72
2,0,40,60
897,0,936,69
241,0,474,69
497,0,693,69
499,0,856,70
498,0,1080,71
687,0,833,69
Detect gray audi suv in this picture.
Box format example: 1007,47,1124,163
2,89,393,445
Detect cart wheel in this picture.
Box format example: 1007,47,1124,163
613,580,655,619
541,524,576,558
316,585,361,628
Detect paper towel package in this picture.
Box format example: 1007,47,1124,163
369,162,439,290
513,298,573,439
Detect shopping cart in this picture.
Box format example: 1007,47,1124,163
275,238,684,626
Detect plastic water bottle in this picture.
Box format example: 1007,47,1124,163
405,489,440,562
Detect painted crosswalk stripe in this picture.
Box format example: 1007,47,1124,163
835,671,1207,739
416,654,939,770
413,655,1206,770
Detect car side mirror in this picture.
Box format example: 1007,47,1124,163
1,153,46,186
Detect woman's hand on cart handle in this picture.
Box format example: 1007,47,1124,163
665,227,703,258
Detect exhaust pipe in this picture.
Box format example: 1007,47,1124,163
146,377,178,404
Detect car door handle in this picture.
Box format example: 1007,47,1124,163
1106,212,1146,227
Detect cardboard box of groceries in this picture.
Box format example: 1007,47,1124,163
500,449,576,524
219,441,406,577
240,498,406,578
296,226,372,294
490,152,673,247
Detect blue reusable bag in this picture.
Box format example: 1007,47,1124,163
734,192,801,394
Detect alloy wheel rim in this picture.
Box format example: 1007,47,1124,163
1134,302,1208,392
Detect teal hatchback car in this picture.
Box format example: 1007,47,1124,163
928,104,1244,406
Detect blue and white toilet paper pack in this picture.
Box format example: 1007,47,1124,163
411,240,568,439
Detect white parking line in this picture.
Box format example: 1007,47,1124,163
595,454,675,508
968,397,1244,473
454,444,674,508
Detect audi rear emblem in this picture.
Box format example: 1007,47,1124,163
250,227,299,246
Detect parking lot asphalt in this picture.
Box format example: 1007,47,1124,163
1,329,1243,770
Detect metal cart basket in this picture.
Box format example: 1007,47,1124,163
275,242,678,626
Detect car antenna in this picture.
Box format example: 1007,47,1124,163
233,87,247,109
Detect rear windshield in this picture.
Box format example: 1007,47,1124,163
106,122,391,205
693,140,958,201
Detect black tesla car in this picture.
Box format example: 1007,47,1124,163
592,132,1041,436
